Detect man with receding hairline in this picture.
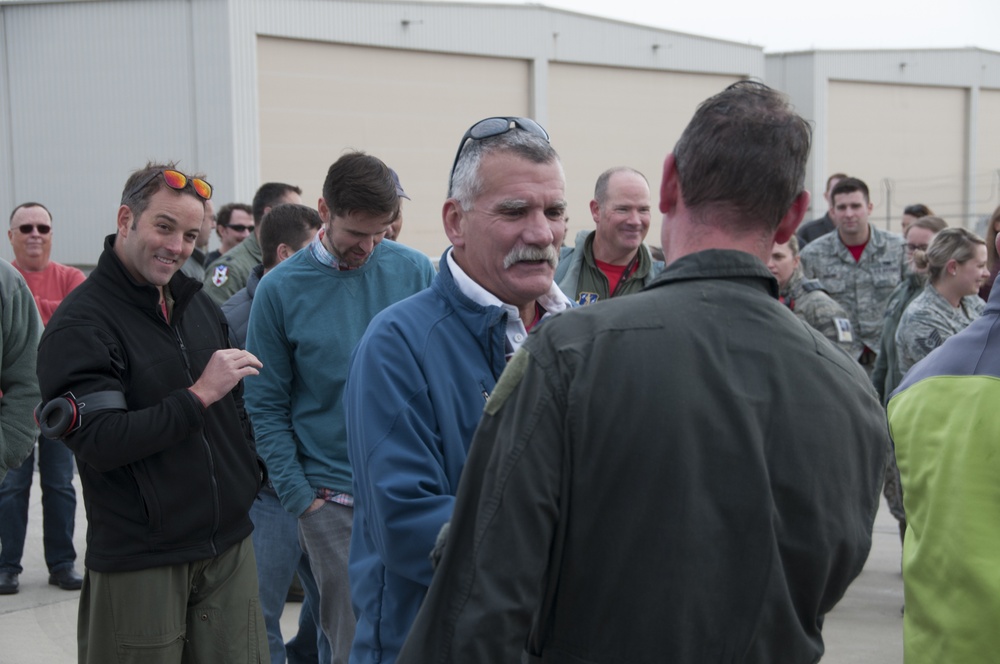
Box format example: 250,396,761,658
555,167,661,304
1,202,85,595
398,82,887,664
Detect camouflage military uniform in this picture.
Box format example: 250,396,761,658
895,283,985,376
871,272,927,534
202,233,263,306
872,272,926,405
780,266,854,355
800,224,906,361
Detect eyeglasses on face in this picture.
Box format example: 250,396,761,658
122,169,213,204
16,224,51,235
225,224,254,233
448,116,550,194
906,243,928,253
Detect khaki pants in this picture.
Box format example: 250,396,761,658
78,536,267,664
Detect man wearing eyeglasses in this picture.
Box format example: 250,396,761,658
398,83,887,664
245,152,435,664
35,163,269,662
0,203,86,596
554,167,662,305
345,118,572,664
203,184,302,306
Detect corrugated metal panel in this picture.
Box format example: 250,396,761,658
770,48,1000,89
765,48,1000,224
233,0,764,212
0,0,200,266
249,0,763,78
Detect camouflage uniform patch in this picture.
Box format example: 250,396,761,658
783,267,855,355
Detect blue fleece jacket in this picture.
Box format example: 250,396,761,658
346,252,511,664
245,240,435,518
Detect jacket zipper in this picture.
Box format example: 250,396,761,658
173,323,222,556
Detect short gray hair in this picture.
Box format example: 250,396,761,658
450,130,561,211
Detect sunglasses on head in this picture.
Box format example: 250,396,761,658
16,223,51,235
122,169,213,204
225,224,254,233
448,117,549,194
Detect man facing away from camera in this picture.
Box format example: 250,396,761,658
397,81,888,664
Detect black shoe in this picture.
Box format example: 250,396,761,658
48,567,83,591
0,571,18,595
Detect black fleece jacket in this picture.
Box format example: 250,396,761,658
37,235,263,572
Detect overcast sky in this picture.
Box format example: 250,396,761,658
476,0,1000,53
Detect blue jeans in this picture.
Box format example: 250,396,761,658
251,486,330,664
0,436,77,574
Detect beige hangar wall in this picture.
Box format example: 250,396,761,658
257,36,746,257
976,88,1000,224
548,63,740,250
257,36,531,258
826,81,969,232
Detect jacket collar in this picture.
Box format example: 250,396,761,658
247,264,265,299
647,249,779,299
94,234,203,318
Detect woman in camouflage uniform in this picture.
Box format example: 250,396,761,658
896,227,989,376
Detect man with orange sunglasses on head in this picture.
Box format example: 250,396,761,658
35,162,269,663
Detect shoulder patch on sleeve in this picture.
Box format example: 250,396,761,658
485,348,530,416
834,317,854,343
211,265,229,287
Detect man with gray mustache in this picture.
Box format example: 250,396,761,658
344,117,572,664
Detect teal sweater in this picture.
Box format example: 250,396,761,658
244,241,435,517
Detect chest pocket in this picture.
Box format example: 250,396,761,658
818,275,846,296
871,265,899,288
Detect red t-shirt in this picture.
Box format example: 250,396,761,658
846,240,868,263
595,259,628,289
14,261,87,325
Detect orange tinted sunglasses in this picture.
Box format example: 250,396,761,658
122,169,213,203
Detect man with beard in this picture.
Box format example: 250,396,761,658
345,117,572,664
245,152,435,663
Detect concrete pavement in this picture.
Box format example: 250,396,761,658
0,470,904,663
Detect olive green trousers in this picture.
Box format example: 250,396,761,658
77,536,267,663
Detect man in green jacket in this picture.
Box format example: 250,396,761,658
0,258,41,486
203,182,302,305
555,167,661,304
